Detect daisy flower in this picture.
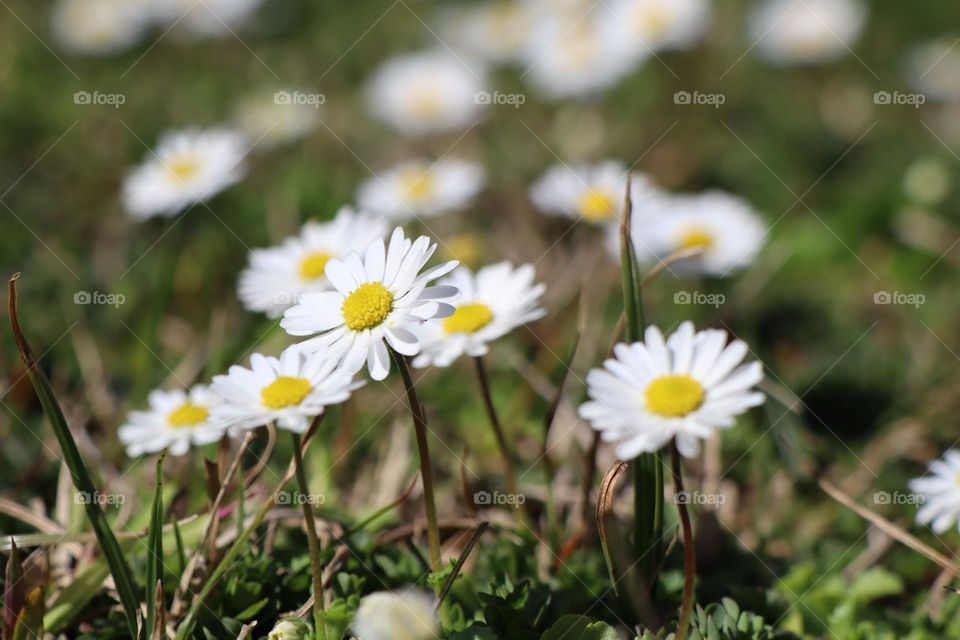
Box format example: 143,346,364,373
52,0,153,55
280,228,459,381
234,88,321,150
909,450,960,534
579,322,765,459
438,0,537,65
607,0,711,54
521,10,640,99
412,262,546,368
352,590,438,640
122,127,248,220
356,158,485,221
529,161,665,225
905,38,960,102
238,206,387,318
749,0,867,66
119,385,225,457
365,50,488,136
622,190,766,276
211,348,361,434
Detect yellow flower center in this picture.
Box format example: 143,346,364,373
645,375,705,417
409,84,443,118
399,169,433,202
679,227,714,251
165,156,200,181
633,6,670,37
167,402,209,428
342,282,394,331
261,376,312,409
577,190,617,221
443,233,483,265
298,252,333,280
443,303,494,334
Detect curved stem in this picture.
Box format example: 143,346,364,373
670,439,696,640
390,349,442,570
291,430,328,640
472,356,519,500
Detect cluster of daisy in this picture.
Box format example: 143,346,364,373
121,215,547,455
529,160,767,277
361,0,869,124
52,0,268,55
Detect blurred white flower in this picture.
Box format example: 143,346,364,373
903,157,950,206
530,161,665,224
438,0,537,65
621,190,766,276
119,385,225,457
352,590,438,640
580,322,764,459
356,158,485,221
211,348,361,434
909,450,960,534
122,127,248,220
267,619,312,640
607,0,711,54
238,206,387,318
521,10,640,99
52,0,154,55
281,228,459,381
365,50,488,135
151,0,266,38
749,0,867,66
413,262,546,368
234,89,321,150
905,38,960,102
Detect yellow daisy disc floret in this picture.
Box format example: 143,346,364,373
645,374,705,417
299,252,334,280
679,227,714,251
261,376,312,409
443,303,493,334
577,190,616,221
167,402,209,428
342,282,394,331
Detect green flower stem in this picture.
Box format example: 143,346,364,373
670,438,696,640
472,356,521,505
291,430,328,640
390,349,442,570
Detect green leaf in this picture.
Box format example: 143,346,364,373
145,454,166,638
8,276,140,640
540,615,617,640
